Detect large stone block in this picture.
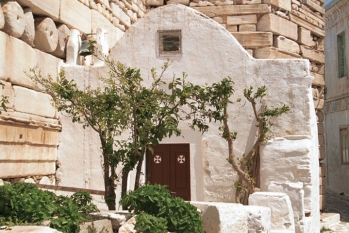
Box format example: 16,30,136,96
267,182,305,233
300,45,324,63
0,161,55,178
192,4,271,17
13,86,56,118
314,98,324,110
264,0,291,11
227,14,257,25
51,24,70,59
19,8,35,46
289,13,324,37
257,14,298,41
311,72,325,86
319,146,325,160
91,10,124,49
303,0,324,14
0,31,37,88
274,35,300,54
80,220,113,233
60,0,91,33
34,17,58,53
0,226,61,233
254,47,301,59
232,32,272,48
239,24,256,31
298,27,315,47
244,205,271,233
35,49,62,82
319,163,326,177
249,192,295,233
16,0,60,21
2,1,25,38
0,143,57,161
110,3,131,28
0,4,4,29
191,202,248,233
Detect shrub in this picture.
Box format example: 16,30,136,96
0,182,99,233
120,184,205,233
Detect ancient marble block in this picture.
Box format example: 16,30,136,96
0,31,37,88
35,49,62,82
319,146,325,160
314,98,324,110
1,1,25,38
16,0,60,21
146,0,164,6
298,27,316,47
227,14,257,25
300,45,324,63
19,8,35,46
60,0,92,33
166,0,190,5
239,24,256,32
249,192,295,233
80,220,113,233
232,32,273,48
66,29,81,65
311,72,325,86
264,0,291,12
34,17,59,53
257,13,298,41
244,205,271,233
192,4,271,16
0,161,56,178
13,86,56,118
190,202,248,233
51,24,70,59
0,226,61,233
110,3,131,28
274,35,300,54
254,47,301,59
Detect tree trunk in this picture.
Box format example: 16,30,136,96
101,137,116,210
134,156,144,190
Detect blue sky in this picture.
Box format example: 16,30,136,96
325,0,332,5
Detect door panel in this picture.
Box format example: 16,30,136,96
146,144,190,201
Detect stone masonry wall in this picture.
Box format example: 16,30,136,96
0,0,145,185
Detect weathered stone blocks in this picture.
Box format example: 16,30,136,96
51,24,70,59
192,4,271,17
232,32,272,48
0,161,56,178
19,8,35,46
0,4,4,29
227,14,257,25
298,27,315,47
35,49,62,82
254,47,301,59
249,192,295,233
244,205,271,233
0,80,14,109
13,86,56,118
60,0,91,33
34,17,59,53
257,13,298,41
300,45,324,63
16,0,60,21
264,0,291,12
274,35,300,54
66,29,81,65
1,1,25,38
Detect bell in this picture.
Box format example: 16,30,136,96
79,39,92,56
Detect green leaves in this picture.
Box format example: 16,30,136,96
120,184,205,233
0,183,98,233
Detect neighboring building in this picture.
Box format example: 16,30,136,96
325,0,349,195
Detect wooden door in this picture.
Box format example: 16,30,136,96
146,144,190,200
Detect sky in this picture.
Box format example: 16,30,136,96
324,0,332,5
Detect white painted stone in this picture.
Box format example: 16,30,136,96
80,219,113,233
1,1,25,38
94,28,108,66
191,202,248,233
0,31,37,88
118,217,136,233
0,4,4,29
60,0,92,33
16,0,60,21
268,182,305,233
91,10,124,49
19,8,35,46
257,13,298,41
13,86,56,118
34,17,59,53
0,179,3,186
39,176,52,185
0,226,62,233
52,24,70,59
66,29,82,65
274,35,300,54
244,205,271,233
35,49,63,82
249,192,295,232
25,178,35,183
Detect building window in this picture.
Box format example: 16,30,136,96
340,127,349,164
158,30,181,56
338,32,347,78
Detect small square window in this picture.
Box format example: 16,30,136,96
158,30,181,56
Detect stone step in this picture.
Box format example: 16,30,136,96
320,213,341,228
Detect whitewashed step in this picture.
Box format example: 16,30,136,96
320,213,340,228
